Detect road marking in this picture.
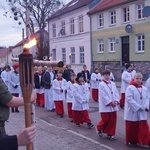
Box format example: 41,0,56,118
36,117,115,150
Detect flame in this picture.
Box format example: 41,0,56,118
23,38,37,49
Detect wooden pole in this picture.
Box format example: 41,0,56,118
19,48,34,150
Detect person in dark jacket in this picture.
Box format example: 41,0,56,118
34,66,44,107
0,125,35,150
43,65,55,111
81,65,91,83
63,64,74,82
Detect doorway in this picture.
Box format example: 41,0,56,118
121,36,130,65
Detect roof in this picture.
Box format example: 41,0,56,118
88,0,138,14
12,29,48,48
0,48,12,58
48,0,93,20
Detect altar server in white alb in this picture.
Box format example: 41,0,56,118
124,73,150,148
72,73,94,129
43,65,55,111
120,63,132,108
97,70,119,141
131,64,136,79
66,73,76,121
145,75,150,97
1,65,11,87
53,70,67,118
8,64,21,113
91,68,102,102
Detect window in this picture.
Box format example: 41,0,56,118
78,15,84,33
136,34,145,52
61,21,65,32
52,24,56,37
108,38,115,52
97,39,104,53
70,47,75,64
122,7,130,23
98,13,104,27
62,48,66,63
109,10,116,25
70,18,75,34
136,3,144,20
79,46,84,64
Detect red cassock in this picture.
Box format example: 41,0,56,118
126,120,150,145
54,101,64,115
67,103,73,119
120,93,125,107
97,112,117,136
92,89,98,101
73,110,91,124
36,93,44,106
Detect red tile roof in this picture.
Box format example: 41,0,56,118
88,0,138,14
48,0,93,20
0,48,11,58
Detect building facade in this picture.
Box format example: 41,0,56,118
89,0,150,80
48,0,97,73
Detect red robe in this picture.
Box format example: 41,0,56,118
92,89,98,101
97,111,117,136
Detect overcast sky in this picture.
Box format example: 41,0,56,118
0,0,71,47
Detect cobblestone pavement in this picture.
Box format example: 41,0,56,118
6,112,112,150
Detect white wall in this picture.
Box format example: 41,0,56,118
49,6,91,73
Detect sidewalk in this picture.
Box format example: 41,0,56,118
6,111,112,150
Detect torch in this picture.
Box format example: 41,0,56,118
19,38,37,150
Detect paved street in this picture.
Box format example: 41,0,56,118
6,83,149,150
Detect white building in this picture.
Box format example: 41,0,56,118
48,0,100,73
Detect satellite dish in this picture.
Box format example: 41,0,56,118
60,29,65,35
125,24,133,33
43,56,48,60
143,6,150,17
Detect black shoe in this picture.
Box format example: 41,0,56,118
120,106,124,109
87,123,94,129
60,114,63,118
128,142,137,147
76,123,80,127
12,108,14,113
107,135,116,141
71,120,74,123
15,109,20,113
98,130,103,137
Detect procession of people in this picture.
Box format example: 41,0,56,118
1,62,150,149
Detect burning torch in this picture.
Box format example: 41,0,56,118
19,38,37,150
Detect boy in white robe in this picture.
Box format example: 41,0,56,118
124,73,150,148
97,70,119,141
53,70,67,118
72,73,94,128
66,73,76,121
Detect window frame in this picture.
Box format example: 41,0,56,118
122,7,130,23
136,3,145,20
79,46,85,64
70,18,75,34
52,23,56,38
109,10,116,26
135,34,145,53
98,13,104,28
61,20,65,33
97,39,104,53
108,38,116,53
78,15,84,33
62,48,66,63
70,47,75,64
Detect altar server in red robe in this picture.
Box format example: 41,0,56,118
53,70,67,118
91,68,102,102
72,73,94,129
66,73,76,121
97,70,119,141
124,73,150,148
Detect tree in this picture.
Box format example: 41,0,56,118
5,0,64,60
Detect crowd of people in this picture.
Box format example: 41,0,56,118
1,62,150,149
